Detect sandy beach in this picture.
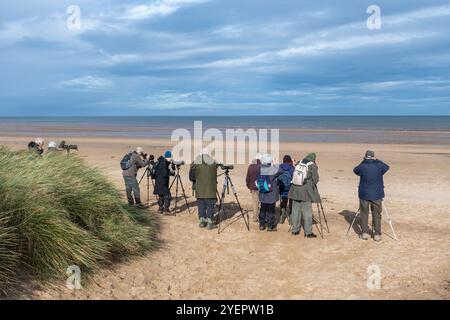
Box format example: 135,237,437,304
2,135,449,300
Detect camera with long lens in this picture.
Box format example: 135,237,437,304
58,140,78,152
220,164,234,170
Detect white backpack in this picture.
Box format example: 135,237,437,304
292,161,314,186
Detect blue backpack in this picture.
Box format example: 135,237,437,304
278,170,292,193
256,175,273,193
120,152,133,171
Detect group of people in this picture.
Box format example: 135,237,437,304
246,152,320,237
245,150,390,241
122,147,390,241
27,138,64,155
121,147,176,212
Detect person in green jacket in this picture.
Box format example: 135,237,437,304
288,153,321,238
189,149,220,230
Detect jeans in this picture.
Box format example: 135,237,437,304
197,198,216,220
291,200,313,235
124,176,141,205
249,190,260,222
259,203,276,229
359,199,382,236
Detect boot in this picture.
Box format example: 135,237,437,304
157,196,164,213
207,218,216,230
135,197,145,209
305,233,317,238
199,218,207,228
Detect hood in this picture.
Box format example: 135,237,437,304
280,163,293,171
194,154,216,165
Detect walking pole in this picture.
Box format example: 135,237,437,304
317,203,324,238
382,200,398,241
346,209,360,236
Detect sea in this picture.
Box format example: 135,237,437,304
0,116,449,144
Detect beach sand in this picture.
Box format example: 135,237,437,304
2,136,449,300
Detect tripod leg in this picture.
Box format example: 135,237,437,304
217,179,228,234
148,178,150,205
138,167,148,185
228,177,250,231
174,176,180,214
178,176,191,214
317,203,324,238
382,201,398,241
312,216,324,239
320,202,330,233
346,210,360,236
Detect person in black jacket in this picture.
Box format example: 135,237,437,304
353,150,390,242
153,150,175,214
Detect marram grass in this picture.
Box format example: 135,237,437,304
0,147,156,293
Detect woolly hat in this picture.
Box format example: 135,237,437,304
164,150,172,158
305,153,316,162
365,150,375,159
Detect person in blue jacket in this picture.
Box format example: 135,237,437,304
278,155,295,225
353,150,390,242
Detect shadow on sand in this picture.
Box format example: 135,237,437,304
338,209,362,236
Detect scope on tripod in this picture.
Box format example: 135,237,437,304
220,164,234,170
58,140,78,152
172,160,185,166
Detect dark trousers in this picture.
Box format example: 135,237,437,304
124,176,141,205
260,203,276,228
197,198,216,220
280,197,292,211
359,199,382,236
157,194,172,211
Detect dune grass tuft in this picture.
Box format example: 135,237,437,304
0,147,156,293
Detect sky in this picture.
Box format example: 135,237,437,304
0,0,450,116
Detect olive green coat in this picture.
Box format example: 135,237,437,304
189,155,219,199
288,161,321,203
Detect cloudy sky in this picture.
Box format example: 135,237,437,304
1,0,450,116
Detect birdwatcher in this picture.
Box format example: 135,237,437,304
245,153,261,223
353,150,390,242
47,141,59,153
257,154,281,232
27,138,45,155
288,153,320,238
121,147,149,209
153,150,176,214
278,154,295,225
189,148,220,230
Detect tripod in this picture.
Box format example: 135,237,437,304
216,169,250,234
169,165,191,215
314,201,330,238
138,165,155,205
346,200,398,240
